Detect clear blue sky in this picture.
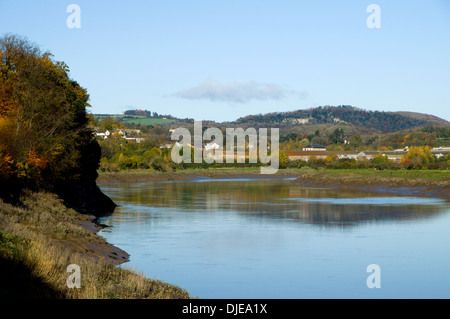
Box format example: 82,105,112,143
1,0,449,122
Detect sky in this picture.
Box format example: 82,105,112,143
1,0,449,122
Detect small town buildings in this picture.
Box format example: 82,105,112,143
95,130,111,139
302,144,327,151
94,128,143,143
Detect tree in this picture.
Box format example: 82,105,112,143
279,151,289,169
329,128,345,144
324,153,339,165
372,153,390,170
98,117,125,131
400,146,434,169
0,34,101,192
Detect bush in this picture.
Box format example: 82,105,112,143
400,146,435,169
372,153,390,170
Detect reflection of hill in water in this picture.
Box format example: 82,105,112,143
102,179,448,227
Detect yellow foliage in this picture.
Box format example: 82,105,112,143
400,146,434,168
325,153,338,162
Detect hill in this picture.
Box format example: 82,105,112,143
394,111,449,127
93,114,176,126
235,105,449,132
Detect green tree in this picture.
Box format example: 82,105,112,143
372,153,390,170
329,128,345,144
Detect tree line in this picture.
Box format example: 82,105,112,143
279,125,449,152
237,105,444,132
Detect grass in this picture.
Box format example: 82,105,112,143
290,168,450,199
0,190,192,299
94,114,175,126
96,167,285,183
121,117,175,125
313,169,450,180
97,166,450,181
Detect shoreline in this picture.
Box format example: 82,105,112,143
0,190,192,299
291,170,450,201
97,168,450,200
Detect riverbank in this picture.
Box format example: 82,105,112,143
97,167,307,183
0,190,192,299
3,168,446,298
97,168,450,200
292,169,450,200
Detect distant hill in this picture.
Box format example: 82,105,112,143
236,105,450,132
93,113,176,126
394,111,449,127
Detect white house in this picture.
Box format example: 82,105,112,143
96,130,110,139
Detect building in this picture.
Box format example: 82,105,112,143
125,136,145,143
287,147,450,163
302,144,327,151
94,128,144,143
286,150,404,162
95,130,110,139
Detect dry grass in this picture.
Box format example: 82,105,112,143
0,190,192,299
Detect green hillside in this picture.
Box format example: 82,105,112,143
236,105,449,133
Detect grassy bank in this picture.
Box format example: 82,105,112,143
97,167,300,183
0,190,192,299
292,169,450,200
97,167,450,200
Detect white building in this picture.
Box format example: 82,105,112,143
302,144,327,151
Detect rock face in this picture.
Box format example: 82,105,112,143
54,179,117,217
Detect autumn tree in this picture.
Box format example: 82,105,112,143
400,146,435,169
98,117,126,131
279,150,289,169
0,34,101,193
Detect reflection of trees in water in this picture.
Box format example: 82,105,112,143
106,180,447,227
242,202,443,227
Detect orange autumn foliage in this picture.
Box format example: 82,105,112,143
26,147,48,170
0,34,101,192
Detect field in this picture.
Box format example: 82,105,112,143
93,114,175,125
121,117,175,125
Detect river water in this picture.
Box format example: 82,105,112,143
97,176,450,298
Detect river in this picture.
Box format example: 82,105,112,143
97,176,450,298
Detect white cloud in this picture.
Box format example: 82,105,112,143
172,79,307,103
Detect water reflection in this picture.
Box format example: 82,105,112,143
98,177,450,298
99,178,446,228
